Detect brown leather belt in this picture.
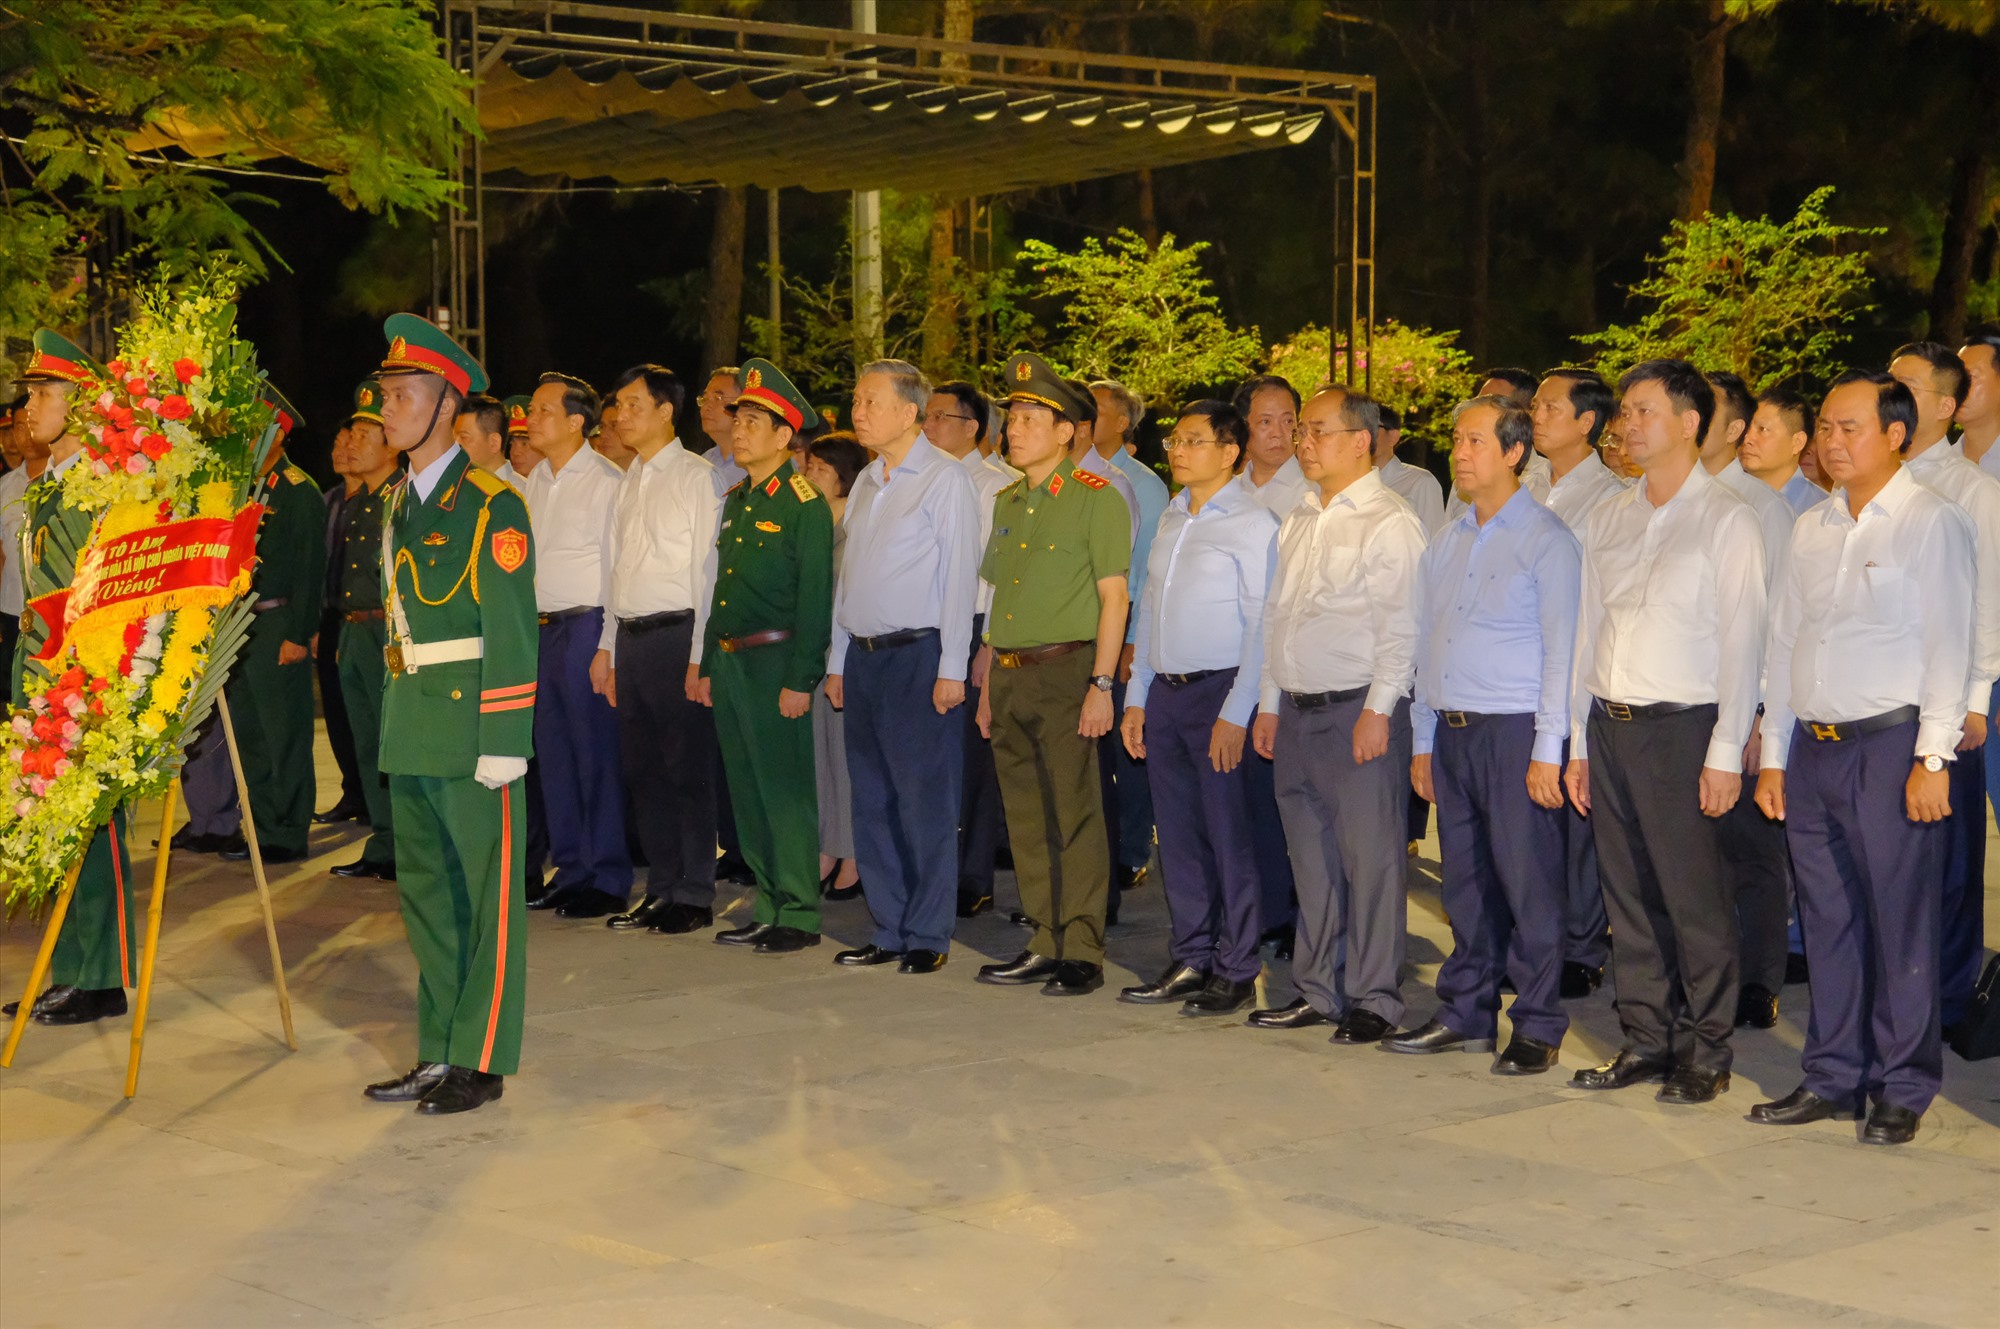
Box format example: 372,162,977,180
717,628,792,653
993,640,1089,669
251,597,289,613
343,609,386,623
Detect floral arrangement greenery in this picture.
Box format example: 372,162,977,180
1,272,273,905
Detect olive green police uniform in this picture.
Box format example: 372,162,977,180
335,380,398,872
374,314,538,1094
703,360,834,937
228,451,326,859
9,331,139,1012
980,357,1129,969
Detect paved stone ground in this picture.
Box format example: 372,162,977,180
3,737,1996,1328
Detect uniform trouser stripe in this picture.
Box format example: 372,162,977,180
480,783,513,1074
111,831,129,988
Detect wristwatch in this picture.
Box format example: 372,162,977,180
1922,754,1946,773
1088,674,1115,693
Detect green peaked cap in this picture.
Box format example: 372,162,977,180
1003,351,1092,421
502,394,531,436
262,383,305,438
347,379,383,425
380,312,488,394
23,329,106,386
730,357,809,431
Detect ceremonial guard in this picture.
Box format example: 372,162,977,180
974,353,1132,997
313,417,367,826
330,380,402,881
3,331,140,1026
362,314,538,1115
700,359,835,954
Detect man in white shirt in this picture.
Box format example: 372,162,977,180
1740,387,1825,515
1565,360,1767,1104
1751,373,1973,1146
452,393,511,477
1887,343,2000,1035
521,372,633,917
0,399,50,669
1249,386,1426,1043
1956,333,2000,476
1229,373,1306,953
592,365,724,937
1373,405,1445,536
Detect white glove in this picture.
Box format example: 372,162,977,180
474,755,528,789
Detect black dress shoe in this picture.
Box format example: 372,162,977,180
555,891,625,920
1493,1034,1560,1075
753,926,821,954
1181,976,1256,1016
1117,863,1149,891
977,950,1060,985
648,903,714,935
525,879,562,909
1246,997,1328,1029
1008,910,1034,928
835,944,902,967
1258,925,1295,961
1118,962,1210,1005
607,895,670,930
34,986,127,1025
1571,1048,1675,1090
1749,1085,1860,1125
4,984,76,1018
824,881,863,902
166,827,223,853
1735,983,1779,1029
330,857,394,880
1784,952,1810,986
1381,1016,1493,1055
898,949,947,974
1042,961,1103,996
1861,1101,1921,1146
363,1061,448,1102
956,887,994,918
1559,962,1604,999
715,922,774,946
715,852,756,886
313,801,367,825
219,838,303,864
1330,1009,1393,1045
1657,1064,1730,1104
416,1066,505,1115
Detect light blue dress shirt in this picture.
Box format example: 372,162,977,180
828,435,980,679
1778,468,1826,516
1126,481,1279,727
1109,449,1172,645
706,444,748,498
1411,487,1582,763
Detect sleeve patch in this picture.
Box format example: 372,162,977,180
491,527,529,573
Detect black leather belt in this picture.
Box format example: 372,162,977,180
1594,698,1707,722
1160,668,1227,687
1437,709,1515,728
1288,685,1368,710
251,597,289,613
538,605,595,627
619,608,694,634
1799,704,1920,742
851,626,938,653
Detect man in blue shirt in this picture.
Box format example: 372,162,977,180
1118,400,1279,1016
825,360,981,973
1387,396,1581,1074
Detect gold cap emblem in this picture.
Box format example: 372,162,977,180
359,387,375,406
1014,360,1032,381
744,367,762,389
388,336,408,360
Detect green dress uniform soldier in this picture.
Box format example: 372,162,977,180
329,379,402,881
218,388,326,865
3,331,141,1026
974,354,1131,997
361,313,539,1116
699,358,834,954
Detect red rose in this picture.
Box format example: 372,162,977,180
139,432,171,462
173,358,202,384
107,359,127,376
126,376,149,396
157,395,192,421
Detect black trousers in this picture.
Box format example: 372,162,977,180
315,607,365,812
615,615,720,906
1587,703,1740,1072
959,614,1006,894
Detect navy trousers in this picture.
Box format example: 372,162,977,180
1146,670,1262,983
1432,713,1568,1046
1719,780,1793,995
1246,752,1296,933
846,632,964,954
534,608,632,901
1098,676,1155,873
1940,747,1988,1027
958,615,1006,894
1561,740,1610,970
1787,720,1945,1113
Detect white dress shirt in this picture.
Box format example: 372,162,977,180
1378,457,1446,536
1903,438,2000,715
521,446,622,613
1541,450,1629,537
1127,482,1279,727
1261,468,1426,717
1572,461,1767,770
1234,455,1310,522
829,436,980,679
494,460,528,493
1970,435,2000,483
960,447,1019,618
0,463,39,616
596,440,721,665
1717,458,1798,593
1761,466,1974,767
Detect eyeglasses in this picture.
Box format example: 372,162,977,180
1161,435,1219,452
926,412,978,425
1298,423,1363,442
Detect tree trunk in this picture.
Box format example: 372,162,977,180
1930,48,1999,345
923,0,976,370
1680,0,1735,221
703,184,747,373
1464,17,1492,363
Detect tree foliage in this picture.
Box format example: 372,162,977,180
1268,319,1477,450
0,0,472,344
1578,187,1882,391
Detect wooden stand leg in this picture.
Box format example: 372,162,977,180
124,783,180,1098
1,859,86,1069
218,695,297,1051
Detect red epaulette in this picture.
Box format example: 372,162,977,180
1069,468,1109,490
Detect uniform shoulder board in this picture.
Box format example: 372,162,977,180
283,464,310,486
789,473,819,502
462,466,509,499
1069,468,1109,491
725,479,746,496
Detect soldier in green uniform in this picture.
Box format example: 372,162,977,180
698,358,834,955
3,331,141,1026
974,353,1131,996
329,380,401,881
217,388,326,865
362,313,538,1115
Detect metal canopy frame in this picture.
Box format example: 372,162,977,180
437,1,1375,386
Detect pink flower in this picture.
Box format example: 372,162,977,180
125,454,149,474
12,799,30,819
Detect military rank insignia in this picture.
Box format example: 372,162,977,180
788,473,817,502
423,532,450,546
491,527,528,573
755,520,781,533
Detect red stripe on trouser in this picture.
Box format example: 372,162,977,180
480,697,535,713
479,782,512,1073
112,826,129,988
480,682,537,700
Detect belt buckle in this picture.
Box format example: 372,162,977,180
1605,702,1633,722
1809,721,1843,742
997,650,1021,669
719,638,738,654
537,613,551,627
383,640,405,674
1444,711,1468,728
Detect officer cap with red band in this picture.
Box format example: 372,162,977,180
727,357,809,432
262,383,305,441
22,329,107,388
502,394,531,437
378,312,489,395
